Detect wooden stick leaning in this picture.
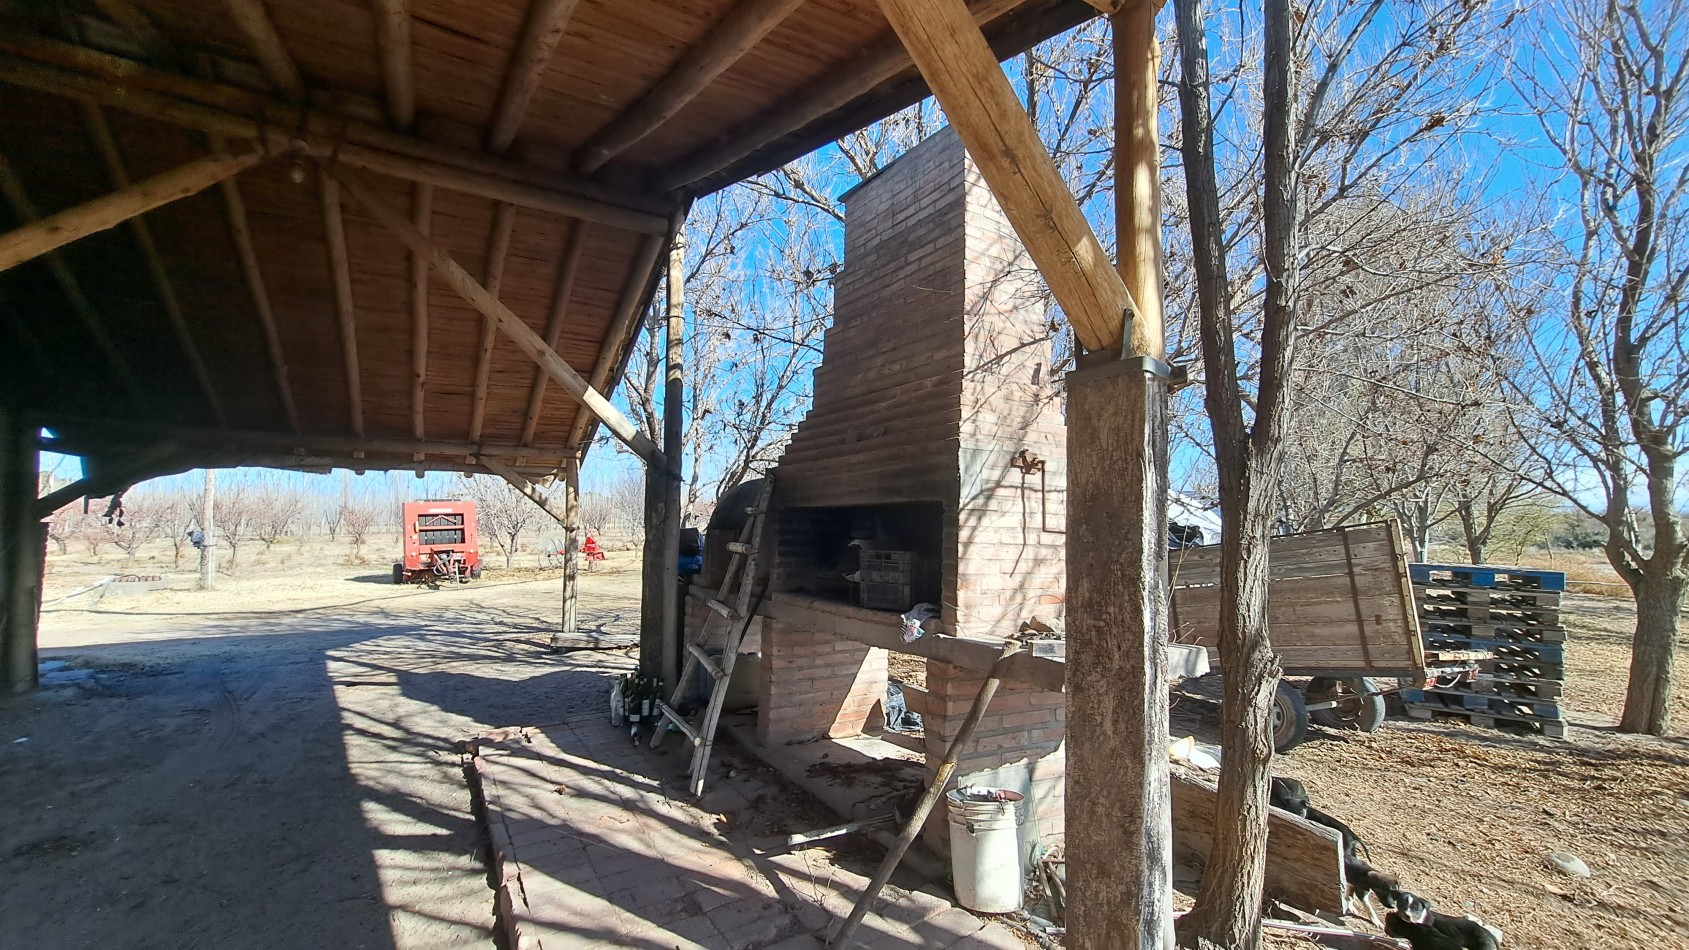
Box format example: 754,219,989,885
829,639,1024,949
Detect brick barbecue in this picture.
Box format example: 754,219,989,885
745,129,1070,856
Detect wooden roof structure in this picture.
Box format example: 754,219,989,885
0,0,1096,489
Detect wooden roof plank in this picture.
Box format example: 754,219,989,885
224,0,305,99
573,0,806,175
212,136,301,432
519,220,588,446
320,174,366,438
82,101,227,427
329,164,661,464
487,0,582,153
468,200,516,448
410,181,432,446
371,0,415,128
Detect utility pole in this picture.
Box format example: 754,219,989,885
199,468,217,590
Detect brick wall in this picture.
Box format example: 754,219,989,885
756,619,888,746
921,660,1067,858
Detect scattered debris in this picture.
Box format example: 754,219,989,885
1547,851,1591,877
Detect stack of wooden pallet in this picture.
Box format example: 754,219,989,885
1402,563,1568,739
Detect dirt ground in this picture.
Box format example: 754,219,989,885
1172,592,1689,950
9,544,1688,949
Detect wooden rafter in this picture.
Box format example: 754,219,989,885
371,0,415,129
487,0,583,153
0,37,675,233
320,175,365,438
212,133,300,432
0,149,148,409
82,102,227,427
89,0,178,65
328,166,662,464
0,148,261,273
43,419,574,466
518,221,589,447
410,182,432,448
659,0,1025,192
574,0,806,175
565,232,668,453
876,0,1146,355
224,0,304,99
467,201,517,449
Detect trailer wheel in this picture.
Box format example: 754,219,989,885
392,564,404,585
1307,676,1386,733
1272,679,1309,752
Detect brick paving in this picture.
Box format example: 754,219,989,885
471,720,1026,949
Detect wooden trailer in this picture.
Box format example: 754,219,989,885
1168,521,1481,750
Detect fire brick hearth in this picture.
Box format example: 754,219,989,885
745,128,1070,856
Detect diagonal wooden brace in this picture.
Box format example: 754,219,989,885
0,149,263,272
875,0,1156,357
327,165,663,466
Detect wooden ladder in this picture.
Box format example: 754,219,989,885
651,476,773,796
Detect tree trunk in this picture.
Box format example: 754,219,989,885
1620,567,1684,735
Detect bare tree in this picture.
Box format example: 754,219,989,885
248,477,306,552
464,476,540,569
44,503,80,555
1513,0,1689,736
1172,0,1302,943
214,482,253,568
341,493,377,561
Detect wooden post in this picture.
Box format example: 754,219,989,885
660,235,686,694
559,458,580,645
199,468,217,590
1065,6,1173,949
1,407,42,693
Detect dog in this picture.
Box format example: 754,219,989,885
1386,893,1501,949
1342,854,1405,926
1269,776,1310,817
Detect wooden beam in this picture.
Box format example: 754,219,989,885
876,0,1147,354
320,175,365,438
90,0,178,64
0,38,676,234
659,0,1023,192
41,419,573,465
479,456,570,528
371,0,415,128
212,134,299,431
564,231,668,454
0,149,149,409
518,221,589,447
574,0,805,174
1116,2,1165,349
1171,771,1346,915
0,148,261,273
468,202,517,448
224,0,304,99
487,0,583,153
410,182,433,447
82,102,227,427
328,166,662,464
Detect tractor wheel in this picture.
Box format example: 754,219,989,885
1307,676,1387,733
392,564,404,585
1272,679,1310,752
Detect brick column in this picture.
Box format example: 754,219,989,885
921,660,1066,856
756,620,888,746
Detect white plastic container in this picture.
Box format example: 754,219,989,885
945,787,1026,913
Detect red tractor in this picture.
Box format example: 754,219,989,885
393,500,482,585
